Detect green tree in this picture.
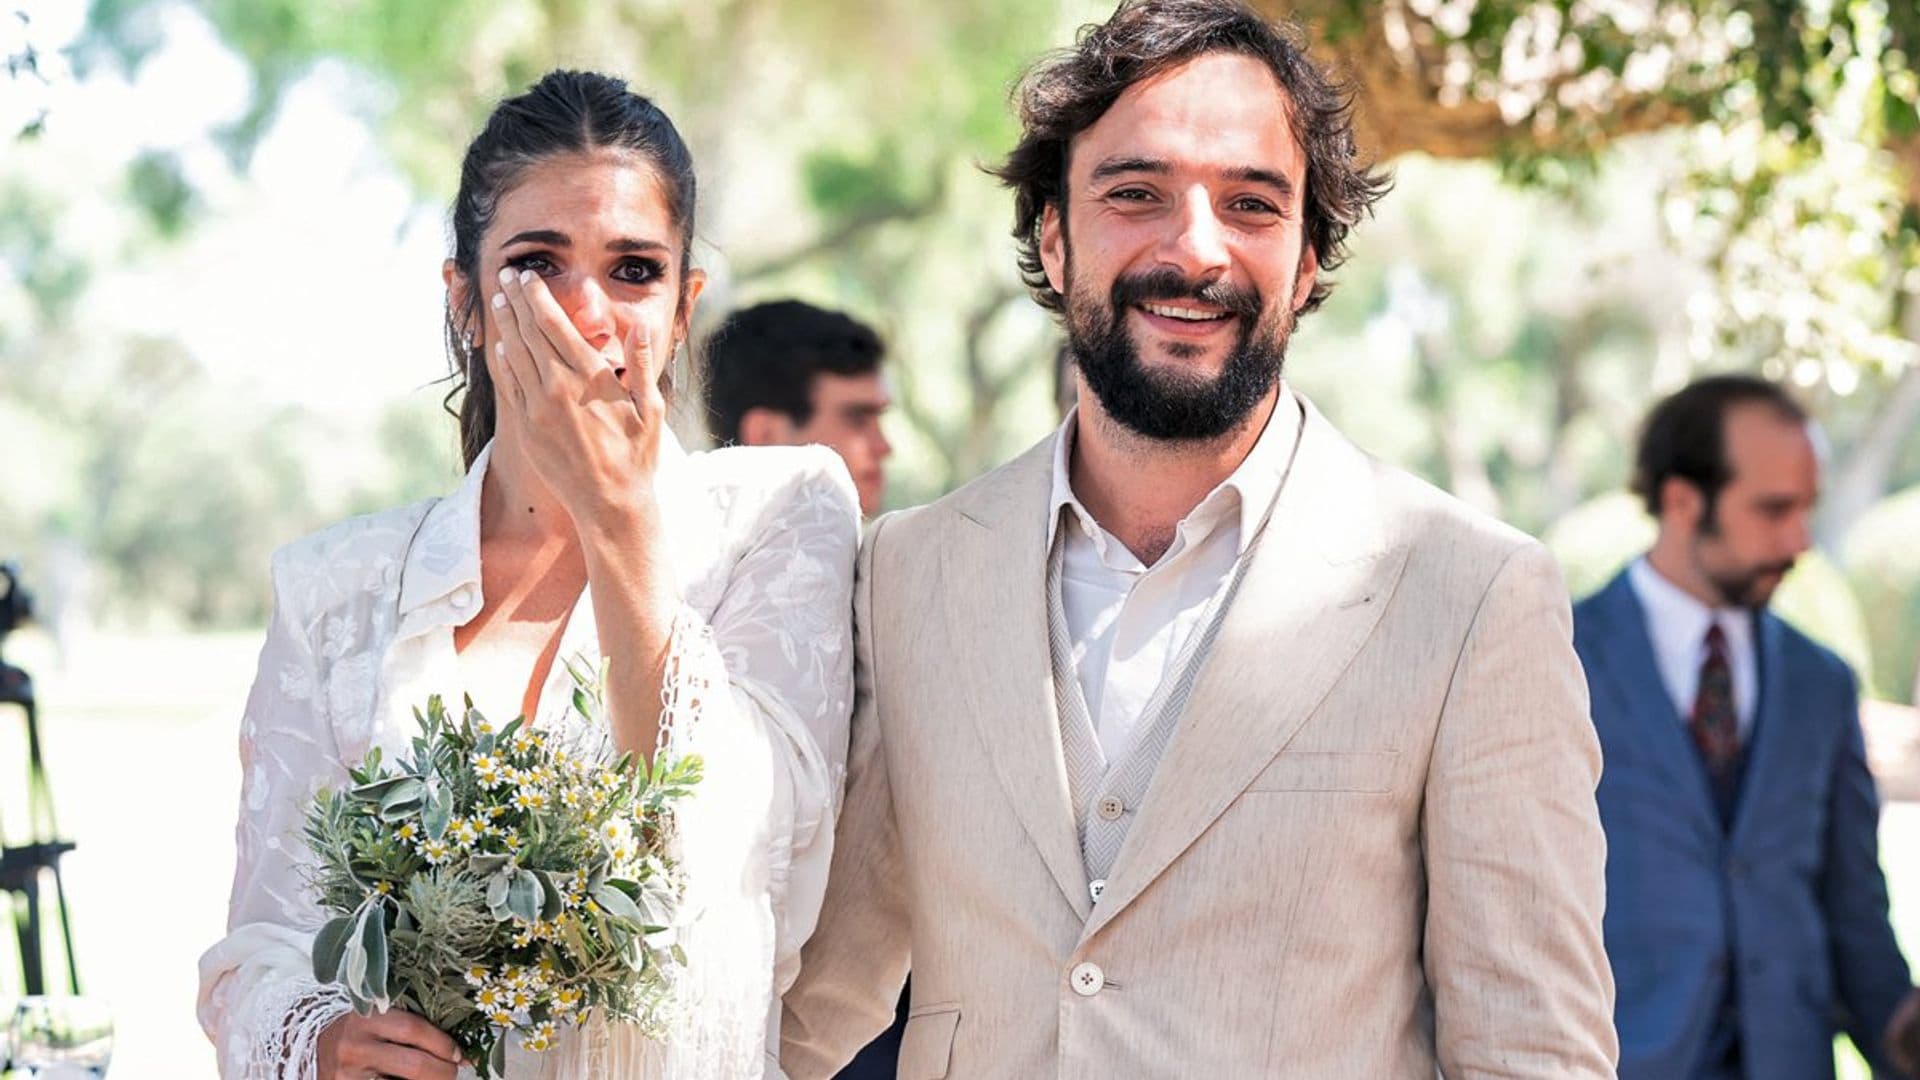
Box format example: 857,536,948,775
37,0,1920,641
1278,0,1920,542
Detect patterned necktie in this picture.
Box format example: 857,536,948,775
1690,622,1741,803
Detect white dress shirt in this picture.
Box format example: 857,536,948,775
197,434,860,1078
1047,388,1301,764
1627,556,1759,737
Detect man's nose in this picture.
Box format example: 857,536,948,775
1788,513,1813,556
1157,190,1230,279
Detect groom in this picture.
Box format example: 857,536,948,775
781,1,1617,1075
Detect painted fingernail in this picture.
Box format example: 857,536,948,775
519,269,536,285
491,292,505,310
496,267,513,286
495,342,505,356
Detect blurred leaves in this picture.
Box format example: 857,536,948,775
6,7,49,138
124,149,196,237
1281,0,1920,392
0,0,1910,705
1845,486,1920,702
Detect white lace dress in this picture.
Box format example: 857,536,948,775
195,436,860,1079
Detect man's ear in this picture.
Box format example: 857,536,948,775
443,259,478,345
1039,202,1067,298
1291,243,1320,313
737,406,794,448
1661,476,1703,532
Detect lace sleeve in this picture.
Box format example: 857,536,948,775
196,548,356,1079
711,456,858,974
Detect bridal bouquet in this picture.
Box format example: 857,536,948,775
303,660,702,1076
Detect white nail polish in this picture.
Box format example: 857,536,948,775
491,293,505,309
519,270,535,285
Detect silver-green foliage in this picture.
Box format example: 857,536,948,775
302,660,703,1076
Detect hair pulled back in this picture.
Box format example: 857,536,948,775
445,70,697,467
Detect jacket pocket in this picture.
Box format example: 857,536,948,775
897,1003,961,1080
1243,750,1399,793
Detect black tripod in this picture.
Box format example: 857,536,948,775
0,563,80,996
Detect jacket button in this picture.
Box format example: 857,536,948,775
1096,795,1125,821
1070,962,1105,997
450,587,475,610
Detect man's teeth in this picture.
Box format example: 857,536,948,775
1141,302,1227,322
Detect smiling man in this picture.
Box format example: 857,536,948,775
780,2,1617,1076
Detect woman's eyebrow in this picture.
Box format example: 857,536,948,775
500,228,569,249
606,238,670,254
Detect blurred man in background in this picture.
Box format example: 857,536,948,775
1575,374,1920,1080
703,299,893,516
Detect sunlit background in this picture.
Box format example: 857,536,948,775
2,0,1919,1075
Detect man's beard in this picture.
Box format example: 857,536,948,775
1064,263,1294,442
1704,559,1795,609
1693,508,1796,608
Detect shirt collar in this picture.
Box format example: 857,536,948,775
396,428,695,619
1627,556,1754,658
1046,382,1302,560
396,441,491,618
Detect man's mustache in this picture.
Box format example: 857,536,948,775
1110,268,1261,320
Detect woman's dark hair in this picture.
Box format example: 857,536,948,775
1632,374,1808,526
444,70,698,468
990,0,1389,316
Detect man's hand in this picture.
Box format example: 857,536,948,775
316,1009,463,1079
1887,987,1920,1078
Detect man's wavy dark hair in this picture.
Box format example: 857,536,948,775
991,0,1390,316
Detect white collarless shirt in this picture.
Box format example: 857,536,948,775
1626,556,1759,737
1047,388,1301,765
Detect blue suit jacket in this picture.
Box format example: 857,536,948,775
1574,568,1912,1080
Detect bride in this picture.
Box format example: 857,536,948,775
196,70,860,1079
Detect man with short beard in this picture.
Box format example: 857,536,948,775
781,1,1617,1075
1575,375,1920,1080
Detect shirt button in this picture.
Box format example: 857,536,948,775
1089,878,1107,903
450,587,474,610
1096,795,1125,821
1070,962,1105,997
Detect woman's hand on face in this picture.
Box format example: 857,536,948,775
316,1009,462,1080
487,266,668,531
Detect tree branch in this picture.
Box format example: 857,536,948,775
733,171,951,283
1282,2,1697,165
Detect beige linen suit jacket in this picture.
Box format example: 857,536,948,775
781,394,1618,1079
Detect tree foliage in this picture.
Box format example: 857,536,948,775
1280,0,1920,388
6,0,1913,689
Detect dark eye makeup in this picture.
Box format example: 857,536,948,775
501,252,665,286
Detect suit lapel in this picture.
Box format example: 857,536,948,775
1729,613,1793,844
942,436,1094,920
1079,400,1406,942
1584,572,1721,838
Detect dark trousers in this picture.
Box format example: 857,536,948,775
832,981,909,1080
